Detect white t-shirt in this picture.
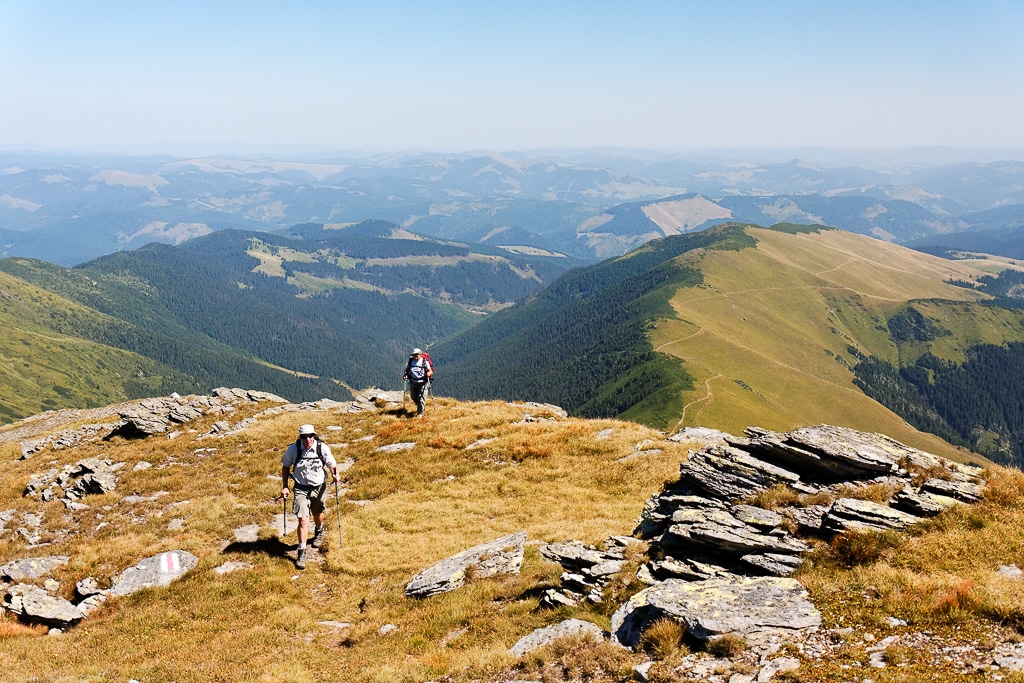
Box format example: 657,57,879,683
281,440,337,487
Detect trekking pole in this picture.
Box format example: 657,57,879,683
281,493,287,536
334,478,343,549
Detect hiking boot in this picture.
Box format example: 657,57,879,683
311,526,324,548
295,548,307,570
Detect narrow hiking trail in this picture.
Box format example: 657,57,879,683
675,371,722,432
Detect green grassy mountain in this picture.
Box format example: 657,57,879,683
0,221,575,420
435,222,1024,464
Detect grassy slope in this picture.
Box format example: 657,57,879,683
3,398,1024,682
0,270,197,420
650,227,1007,462
0,398,686,682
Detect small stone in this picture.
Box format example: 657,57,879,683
633,661,654,681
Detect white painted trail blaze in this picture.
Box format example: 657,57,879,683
159,552,180,573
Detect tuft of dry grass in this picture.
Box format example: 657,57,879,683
706,632,748,657
515,632,635,682
825,529,904,568
638,617,688,660
746,484,802,510
746,484,836,511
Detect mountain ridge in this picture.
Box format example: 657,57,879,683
436,222,1023,464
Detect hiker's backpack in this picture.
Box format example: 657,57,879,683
407,355,432,383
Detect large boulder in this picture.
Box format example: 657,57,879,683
406,532,526,598
611,576,821,648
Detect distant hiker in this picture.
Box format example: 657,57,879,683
281,424,339,570
403,347,434,417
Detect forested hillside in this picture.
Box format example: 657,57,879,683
0,221,573,415
433,224,755,428
853,268,1024,464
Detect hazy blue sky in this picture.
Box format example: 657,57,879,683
1,1,1022,155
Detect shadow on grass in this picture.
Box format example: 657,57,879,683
221,537,295,558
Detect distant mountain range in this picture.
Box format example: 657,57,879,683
2,151,1023,265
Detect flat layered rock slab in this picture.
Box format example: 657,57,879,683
611,576,820,647
406,531,526,598
663,508,809,558
0,555,70,581
742,425,914,480
508,618,605,657
822,498,923,534
681,446,805,500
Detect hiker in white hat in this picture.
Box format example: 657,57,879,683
280,424,339,569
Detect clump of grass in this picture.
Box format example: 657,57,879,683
932,578,979,622
897,454,957,485
828,529,904,568
745,485,835,510
746,484,801,510
798,490,837,507
638,617,688,660
981,465,1024,509
706,632,748,657
883,643,917,665
834,481,901,505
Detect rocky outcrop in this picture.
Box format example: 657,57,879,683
24,458,124,510
406,532,527,598
108,389,287,439
1,550,197,629
545,424,987,652
2,584,85,628
538,537,642,607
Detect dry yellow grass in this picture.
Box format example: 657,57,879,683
0,397,686,682
3,395,1024,682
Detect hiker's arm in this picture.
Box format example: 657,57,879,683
281,465,290,498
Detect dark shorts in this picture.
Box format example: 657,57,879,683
292,482,327,518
